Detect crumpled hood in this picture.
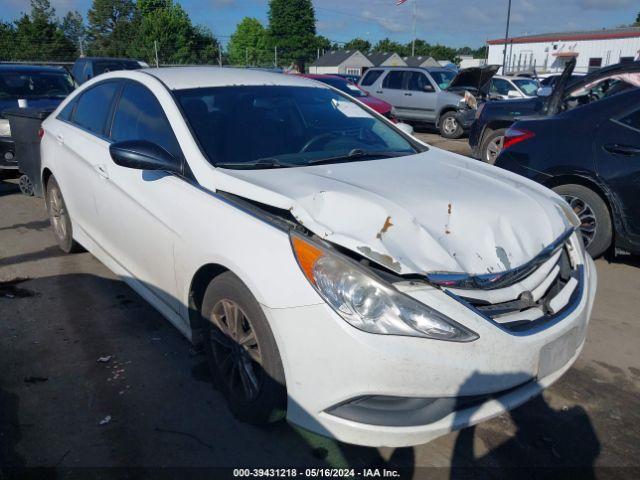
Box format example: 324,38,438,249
209,149,571,275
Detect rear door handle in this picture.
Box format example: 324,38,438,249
55,134,64,145
375,90,383,94
95,164,109,179
404,92,412,96
604,144,640,156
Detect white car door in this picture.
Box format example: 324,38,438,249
49,81,121,239
94,81,184,313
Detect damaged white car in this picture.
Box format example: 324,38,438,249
40,68,597,447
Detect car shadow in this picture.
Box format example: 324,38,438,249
0,269,599,476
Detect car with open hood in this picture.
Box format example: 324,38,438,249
495,72,640,258
358,65,499,139
40,67,597,447
469,59,640,163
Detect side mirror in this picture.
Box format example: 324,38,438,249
507,89,521,99
423,84,435,93
396,122,414,136
109,140,182,174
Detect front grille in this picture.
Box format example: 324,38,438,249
443,233,583,333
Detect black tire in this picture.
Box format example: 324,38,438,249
480,128,507,164
45,176,82,253
201,272,286,425
552,184,612,258
439,111,464,139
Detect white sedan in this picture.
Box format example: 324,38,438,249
40,67,597,447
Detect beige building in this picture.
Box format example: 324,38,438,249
308,50,373,75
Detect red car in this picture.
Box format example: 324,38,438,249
299,74,396,121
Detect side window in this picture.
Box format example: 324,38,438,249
382,71,405,90
72,81,120,135
361,70,383,86
490,79,512,96
111,82,181,159
620,109,640,131
57,98,77,121
406,72,429,92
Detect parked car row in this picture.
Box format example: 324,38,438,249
465,59,640,258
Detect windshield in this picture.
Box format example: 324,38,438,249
430,70,456,89
176,86,418,169
315,77,367,98
0,71,75,99
512,78,539,96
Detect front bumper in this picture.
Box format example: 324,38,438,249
0,136,17,170
264,253,597,447
455,108,476,131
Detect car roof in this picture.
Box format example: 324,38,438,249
0,64,68,74
367,66,450,73
142,67,327,90
76,57,141,62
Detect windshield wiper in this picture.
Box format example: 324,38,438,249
215,158,298,169
307,149,412,166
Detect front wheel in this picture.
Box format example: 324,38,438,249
439,111,464,139
552,184,612,258
201,272,286,425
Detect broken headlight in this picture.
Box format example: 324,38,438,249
290,233,479,342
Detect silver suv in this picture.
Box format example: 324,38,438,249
359,67,468,139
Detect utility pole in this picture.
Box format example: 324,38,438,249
79,36,84,57
218,47,222,67
501,0,512,74
411,0,417,57
274,45,278,68
245,47,248,66
154,40,159,68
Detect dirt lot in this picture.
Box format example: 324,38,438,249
1,136,640,477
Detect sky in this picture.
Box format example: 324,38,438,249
2,0,638,48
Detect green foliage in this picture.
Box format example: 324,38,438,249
127,0,220,64
87,0,136,56
228,17,268,66
635,11,640,26
343,38,371,53
61,11,86,55
314,35,332,54
267,0,316,67
8,0,76,61
373,38,408,56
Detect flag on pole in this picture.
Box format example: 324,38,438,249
395,0,408,5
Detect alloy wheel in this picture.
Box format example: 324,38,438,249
47,186,68,241
563,195,597,250
442,116,459,135
486,136,504,164
208,299,263,402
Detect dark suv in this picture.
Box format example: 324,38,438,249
0,65,75,176
71,57,147,85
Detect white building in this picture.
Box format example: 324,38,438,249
458,55,487,69
366,52,407,67
487,27,640,74
308,50,373,75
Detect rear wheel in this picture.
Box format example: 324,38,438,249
439,111,464,139
480,129,506,164
201,272,286,425
552,184,612,258
45,176,82,253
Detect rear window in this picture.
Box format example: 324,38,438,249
360,70,383,86
0,71,74,99
316,77,366,97
72,81,120,135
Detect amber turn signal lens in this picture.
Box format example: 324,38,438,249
291,235,324,285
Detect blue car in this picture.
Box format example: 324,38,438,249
0,65,75,176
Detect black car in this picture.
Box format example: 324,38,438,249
71,57,147,85
469,60,640,163
495,85,640,257
0,65,75,176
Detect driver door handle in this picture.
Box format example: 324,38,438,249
95,164,109,179
604,144,640,156
55,134,64,145
375,90,383,94
404,92,413,96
